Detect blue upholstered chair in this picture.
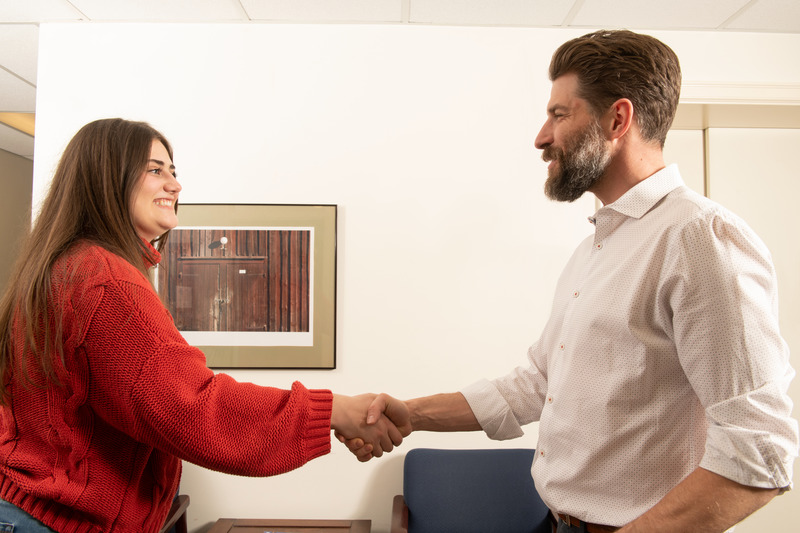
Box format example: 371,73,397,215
391,448,551,533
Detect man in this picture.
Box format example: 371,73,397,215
343,30,799,532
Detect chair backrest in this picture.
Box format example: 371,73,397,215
403,448,551,533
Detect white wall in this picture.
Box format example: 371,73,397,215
33,24,800,532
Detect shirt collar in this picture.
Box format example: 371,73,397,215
601,164,684,220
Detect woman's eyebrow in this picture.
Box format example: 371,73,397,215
148,158,176,171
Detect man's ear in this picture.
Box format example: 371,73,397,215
605,98,634,140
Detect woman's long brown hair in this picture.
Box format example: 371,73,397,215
0,118,175,404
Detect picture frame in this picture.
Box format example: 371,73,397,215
156,204,336,369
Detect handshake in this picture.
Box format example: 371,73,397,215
331,393,412,462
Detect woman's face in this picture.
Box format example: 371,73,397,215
131,139,181,242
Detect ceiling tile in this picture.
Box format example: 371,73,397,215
0,70,36,112
571,0,752,30
410,0,576,26
68,0,247,21
0,0,85,22
0,0,797,160
240,0,402,22
725,0,800,33
0,122,34,158
0,25,39,84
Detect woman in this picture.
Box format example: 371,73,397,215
0,119,403,532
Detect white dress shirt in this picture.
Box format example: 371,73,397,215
462,165,799,527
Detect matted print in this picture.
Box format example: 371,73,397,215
156,204,336,368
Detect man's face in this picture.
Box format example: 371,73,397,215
535,73,611,203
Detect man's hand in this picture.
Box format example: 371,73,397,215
331,394,410,462
335,393,412,462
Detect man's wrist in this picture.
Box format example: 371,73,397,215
406,397,422,432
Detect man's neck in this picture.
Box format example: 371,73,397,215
591,144,666,205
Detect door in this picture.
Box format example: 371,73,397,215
174,262,222,331
225,261,268,331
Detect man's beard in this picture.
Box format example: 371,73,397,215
542,120,611,202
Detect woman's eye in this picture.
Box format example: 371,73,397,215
149,168,161,174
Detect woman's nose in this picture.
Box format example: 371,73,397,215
166,175,181,192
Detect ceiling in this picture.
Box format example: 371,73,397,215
2,0,799,160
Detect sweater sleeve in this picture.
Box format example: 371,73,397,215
74,270,332,477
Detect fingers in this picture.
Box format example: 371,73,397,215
384,396,412,436
336,431,368,454
335,431,376,461
387,421,404,446
365,413,404,456
354,443,375,462
335,431,362,448
337,419,391,459
368,424,389,458
356,450,374,463
378,422,393,455
365,394,388,425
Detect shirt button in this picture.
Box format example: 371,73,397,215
547,396,553,403
540,450,545,457
559,343,565,351
595,243,603,250
573,290,580,298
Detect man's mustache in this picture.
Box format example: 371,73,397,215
542,145,561,163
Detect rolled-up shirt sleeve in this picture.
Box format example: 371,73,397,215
673,211,799,490
461,343,549,441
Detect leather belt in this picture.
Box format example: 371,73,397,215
553,512,621,533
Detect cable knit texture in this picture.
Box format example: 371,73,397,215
0,241,332,532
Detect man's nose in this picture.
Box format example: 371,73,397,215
534,121,552,150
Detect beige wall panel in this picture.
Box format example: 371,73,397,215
0,148,32,291
664,129,705,195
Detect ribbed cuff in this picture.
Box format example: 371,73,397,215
300,383,333,461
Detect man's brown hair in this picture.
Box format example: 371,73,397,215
549,29,682,147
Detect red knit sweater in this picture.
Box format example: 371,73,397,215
0,241,333,532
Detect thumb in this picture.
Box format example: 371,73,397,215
365,394,388,425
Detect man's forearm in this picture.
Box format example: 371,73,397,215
407,392,482,432
620,467,779,533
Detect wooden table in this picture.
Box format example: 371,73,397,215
208,519,371,533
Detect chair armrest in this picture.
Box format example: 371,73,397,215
390,494,408,533
159,494,190,533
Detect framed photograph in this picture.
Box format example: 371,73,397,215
156,204,337,369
